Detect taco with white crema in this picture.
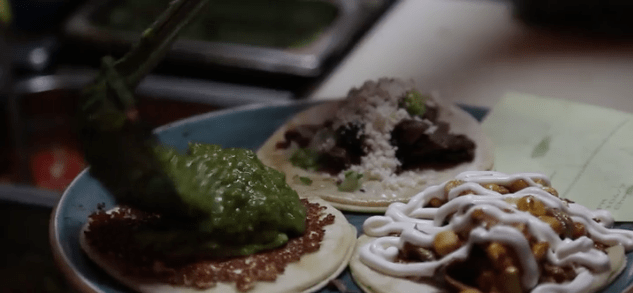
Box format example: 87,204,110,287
350,171,633,293
257,78,494,212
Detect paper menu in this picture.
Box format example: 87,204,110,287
481,93,633,221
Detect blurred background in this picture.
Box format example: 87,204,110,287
0,0,396,291
2,0,633,291
0,0,395,192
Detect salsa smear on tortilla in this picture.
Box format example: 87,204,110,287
136,143,306,258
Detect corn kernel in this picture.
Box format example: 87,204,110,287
500,266,523,293
428,197,444,208
486,242,510,271
539,216,564,234
542,186,559,197
532,241,549,261
572,222,586,239
508,179,529,192
471,208,485,219
516,196,547,216
459,189,475,197
482,183,510,194
486,242,507,263
533,178,548,186
434,230,461,256
444,180,464,195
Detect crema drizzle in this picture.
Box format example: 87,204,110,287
360,171,633,292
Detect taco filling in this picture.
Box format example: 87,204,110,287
356,171,633,293
83,199,334,291
275,78,476,191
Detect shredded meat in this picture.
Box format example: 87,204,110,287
391,120,475,172
277,121,366,175
277,103,475,175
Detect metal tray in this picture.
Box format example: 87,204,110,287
13,69,293,107
64,0,389,77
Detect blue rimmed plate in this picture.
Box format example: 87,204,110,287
50,101,633,293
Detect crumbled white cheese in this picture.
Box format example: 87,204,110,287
333,78,438,191
424,124,438,135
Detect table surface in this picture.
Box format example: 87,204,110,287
310,0,633,114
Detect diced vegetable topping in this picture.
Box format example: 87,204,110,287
399,90,427,117
290,148,321,170
299,176,313,185
337,170,363,192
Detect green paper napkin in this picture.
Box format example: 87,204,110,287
482,93,633,221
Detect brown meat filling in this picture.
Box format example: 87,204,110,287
276,121,365,175
84,199,335,292
391,119,475,172
276,104,476,175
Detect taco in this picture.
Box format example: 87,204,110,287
73,0,359,291
77,143,356,293
80,197,355,293
257,78,494,212
350,171,633,293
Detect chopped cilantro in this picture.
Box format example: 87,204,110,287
290,148,320,170
299,176,313,185
337,171,363,192
399,90,427,117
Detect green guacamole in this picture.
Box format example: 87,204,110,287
135,143,306,258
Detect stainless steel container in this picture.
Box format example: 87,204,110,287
64,0,390,77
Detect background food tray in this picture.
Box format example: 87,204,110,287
63,0,389,77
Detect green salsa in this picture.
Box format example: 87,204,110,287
135,143,306,258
